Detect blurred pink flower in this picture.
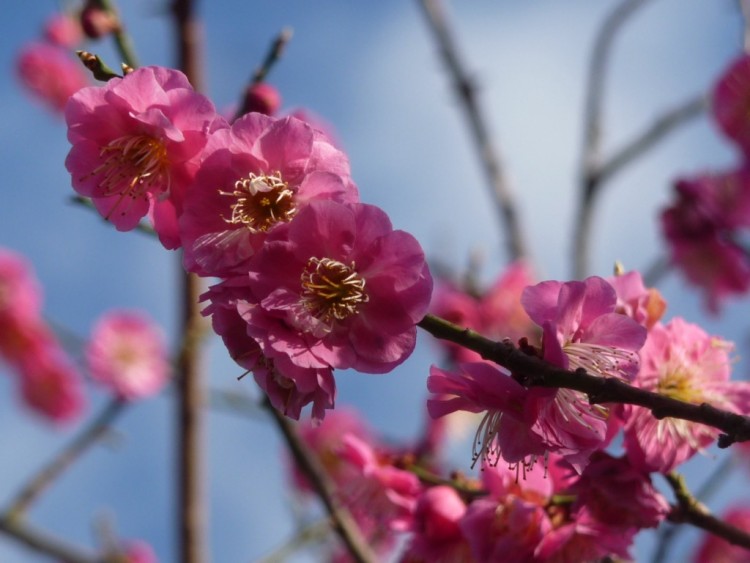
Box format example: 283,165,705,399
179,113,357,277
86,311,170,400
238,201,432,374
607,270,666,330
713,54,750,153
18,349,86,423
401,486,472,563
623,318,750,473
661,169,750,312
43,12,82,47
16,42,89,114
65,66,225,247
0,248,42,323
430,261,537,363
239,82,282,116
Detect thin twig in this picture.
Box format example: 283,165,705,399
5,398,126,517
741,0,750,53
263,400,377,563
574,0,654,279
598,94,707,185
417,0,527,262
418,314,750,446
651,455,737,563
664,472,750,550
0,518,98,563
98,0,140,69
234,28,294,120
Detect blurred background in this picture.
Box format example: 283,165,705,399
0,0,748,561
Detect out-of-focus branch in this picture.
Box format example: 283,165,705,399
665,472,750,550
98,0,140,69
263,400,377,563
0,518,98,563
741,0,750,53
598,94,707,186
652,456,737,563
417,0,528,262
5,398,126,517
574,0,653,279
418,314,750,446
171,0,207,562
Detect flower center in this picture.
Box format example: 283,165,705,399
90,135,170,213
221,172,296,233
300,258,368,324
564,342,639,380
656,369,704,404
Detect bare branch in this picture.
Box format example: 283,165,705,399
0,517,97,563
263,400,377,563
417,0,528,262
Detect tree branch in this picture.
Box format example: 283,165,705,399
417,0,527,262
574,0,653,279
263,400,377,563
0,518,98,563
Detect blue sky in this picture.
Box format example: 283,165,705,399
1,1,749,561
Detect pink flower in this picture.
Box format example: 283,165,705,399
0,248,42,324
65,66,224,247
661,169,750,312
521,276,647,381
429,260,537,363
694,506,750,563
16,42,89,114
239,82,281,116
427,362,607,473
623,318,750,473
202,278,335,421
337,433,422,532
179,113,358,277
43,12,82,47
237,200,432,373
607,270,666,330
401,486,472,563
460,461,553,562
85,311,170,401
567,452,669,530
18,349,86,423
713,54,750,153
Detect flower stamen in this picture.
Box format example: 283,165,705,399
300,257,368,325
220,172,296,232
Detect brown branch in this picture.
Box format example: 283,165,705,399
263,400,377,563
418,314,750,446
0,518,98,563
170,0,207,561
665,472,750,550
597,94,707,185
574,0,654,279
417,0,527,262
5,398,126,517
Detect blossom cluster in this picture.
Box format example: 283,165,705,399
0,248,85,422
64,65,433,422
661,53,750,312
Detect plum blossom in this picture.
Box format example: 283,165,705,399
65,66,224,247
86,310,170,400
607,269,666,329
427,362,608,473
713,54,750,153
43,12,82,47
18,349,86,423
429,260,537,363
179,113,357,277
661,169,750,312
235,200,432,374
16,42,89,114
0,249,42,323
401,486,472,563
623,318,750,473
521,276,647,381
202,278,336,421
